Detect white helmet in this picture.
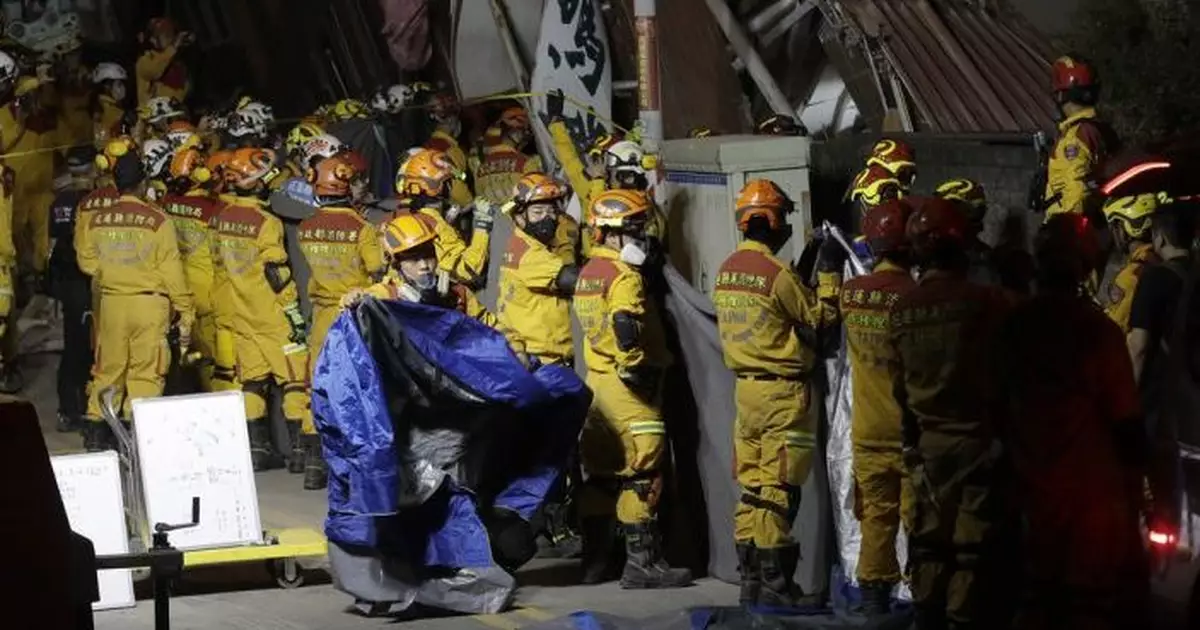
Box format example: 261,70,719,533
0,52,15,87
142,96,184,124
386,84,414,113
237,100,275,125
141,139,173,179
605,140,649,175
91,62,127,84
228,109,271,138
300,134,348,166
165,128,202,152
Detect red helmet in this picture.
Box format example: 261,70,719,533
862,198,914,257
1052,56,1096,92
343,149,368,175
906,196,968,258
867,139,916,173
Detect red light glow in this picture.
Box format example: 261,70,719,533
1102,161,1172,196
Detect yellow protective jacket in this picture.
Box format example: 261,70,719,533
56,87,93,150
1103,242,1159,333
76,194,194,330
161,190,222,319
93,95,126,147
211,196,297,336
498,226,573,362
712,240,841,379
574,245,672,375
1044,107,1116,219
72,185,121,273
840,260,916,446
136,46,189,105
548,120,606,255
0,164,13,264
425,130,468,173
1,101,57,201
363,272,525,353
298,205,386,307
474,143,542,206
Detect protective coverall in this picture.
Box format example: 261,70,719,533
2,100,58,274
0,165,14,377
888,271,1012,629
1103,242,1159,333
48,183,95,423
474,142,542,206
841,259,917,586
995,293,1148,630
78,195,194,419
211,197,311,437
497,226,573,364
425,130,468,173
161,190,223,390
712,240,840,548
56,87,93,150
297,205,386,427
1043,107,1117,219
574,245,673,525
73,185,121,332
136,46,188,106
93,95,126,147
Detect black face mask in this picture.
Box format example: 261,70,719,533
526,216,558,244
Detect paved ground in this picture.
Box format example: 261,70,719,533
20,310,738,629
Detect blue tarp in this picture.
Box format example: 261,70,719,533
311,296,589,572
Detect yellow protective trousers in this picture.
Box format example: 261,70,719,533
85,294,171,419
192,312,217,391
0,261,12,366
211,324,240,392
733,378,815,549
853,442,914,583
234,328,310,429
304,303,340,435
909,433,998,628
579,371,667,525
14,189,53,273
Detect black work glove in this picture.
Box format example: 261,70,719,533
816,237,848,273
618,364,661,400
546,89,565,121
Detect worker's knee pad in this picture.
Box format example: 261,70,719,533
622,472,663,510
242,378,271,419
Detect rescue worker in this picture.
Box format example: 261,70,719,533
995,214,1152,630
211,147,310,472
48,147,99,432
3,73,58,290
141,138,172,203
136,17,193,106
474,106,542,206
756,114,805,136
713,180,843,608
282,119,324,180
0,135,14,393
91,62,130,146
77,151,195,451
888,197,1011,630
497,173,578,366
1043,55,1119,220
935,178,997,286
574,188,692,589
297,151,386,490
1101,193,1161,332
341,213,526,360
395,148,492,288
423,93,467,172
161,131,225,392
841,198,917,614
54,52,93,150
544,88,620,260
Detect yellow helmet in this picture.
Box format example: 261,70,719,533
1103,193,1160,239
332,99,370,121
395,149,458,198
96,136,136,172
590,189,652,231
285,122,324,157
14,76,41,98
382,213,438,256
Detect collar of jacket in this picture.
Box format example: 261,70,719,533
1131,241,1158,264
874,259,910,275
737,239,775,256
1058,106,1098,132
116,194,147,204
589,244,620,260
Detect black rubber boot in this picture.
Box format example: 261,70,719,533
286,422,305,474
302,434,327,491
736,542,761,606
82,420,114,452
56,412,81,433
619,521,693,589
758,544,821,610
579,516,621,584
856,580,894,616
247,420,283,471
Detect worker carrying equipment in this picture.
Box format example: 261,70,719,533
211,147,310,472
297,151,386,490
395,148,492,288
77,151,195,452
713,179,842,610
574,188,692,590
497,173,578,366
1043,55,1120,220
888,196,1013,630
840,198,918,615
1101,193,1162,332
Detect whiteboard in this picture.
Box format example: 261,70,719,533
50,451,135,611
132,391,263,550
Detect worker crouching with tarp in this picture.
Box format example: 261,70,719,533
311,297,589,615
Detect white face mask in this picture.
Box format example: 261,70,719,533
620,240,648,267
110,82,126,103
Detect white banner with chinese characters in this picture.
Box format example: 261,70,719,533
530,0,613,166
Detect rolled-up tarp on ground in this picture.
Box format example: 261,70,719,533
519,606,912,629
312,297,590,615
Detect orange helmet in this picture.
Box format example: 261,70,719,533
223,147,278,191
1052,55,1096,92
735,179,793,231
395,148,457,198
499,107,529,130
309,152,359,198
906,196,969,258
382,213,437,257
512,173,567,207
590,189,652,232
862,198,915,257
343,149,368,175
170,148,212,185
